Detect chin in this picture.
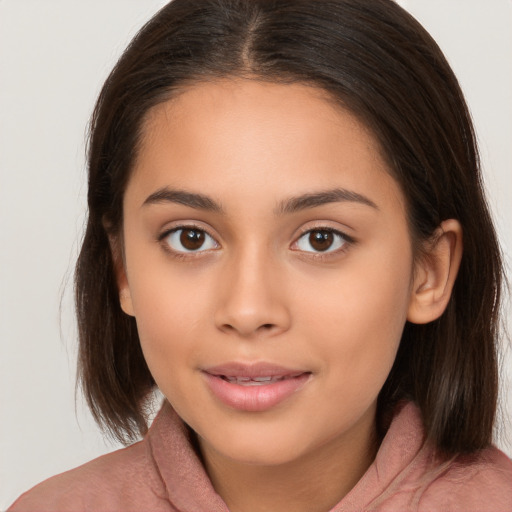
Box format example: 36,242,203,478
195,415,325,467
213,437,307,467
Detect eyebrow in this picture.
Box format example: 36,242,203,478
142,186,378,214
276,188,378,214
142,187,224,212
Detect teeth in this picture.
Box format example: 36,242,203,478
223,375,285,385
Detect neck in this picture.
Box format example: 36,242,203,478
198,410,379,512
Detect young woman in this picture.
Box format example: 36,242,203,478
9,0,512,510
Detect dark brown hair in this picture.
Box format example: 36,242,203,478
76,0,503,455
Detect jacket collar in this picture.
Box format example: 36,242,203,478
146,400,427,511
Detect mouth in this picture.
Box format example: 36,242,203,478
202,363,312,412
218,373,306,386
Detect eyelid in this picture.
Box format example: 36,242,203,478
291,225,355,255
156,221,354,258
158,222,220,255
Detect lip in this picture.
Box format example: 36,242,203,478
202,362,312,412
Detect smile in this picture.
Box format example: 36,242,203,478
202,363,311,412
221,375,302,386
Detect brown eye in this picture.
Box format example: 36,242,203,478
164,227,218,253
295,228,348,254
180,229,205,250
309,230,334,251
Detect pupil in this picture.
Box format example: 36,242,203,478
309,230,333,251
180,229,205,250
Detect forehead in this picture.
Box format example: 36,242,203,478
141,79,379,161
129,79,405,214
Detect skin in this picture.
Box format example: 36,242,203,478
115,79,462,512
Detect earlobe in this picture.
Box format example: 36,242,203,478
119,286,135,317
407,219,463,324
107,231,135,317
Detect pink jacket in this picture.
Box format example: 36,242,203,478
9,401,512,511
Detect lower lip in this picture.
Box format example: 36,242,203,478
202,372,311,412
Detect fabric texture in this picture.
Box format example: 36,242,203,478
8,401,512,511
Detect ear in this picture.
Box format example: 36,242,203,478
107,231,135,317
407,219,463,324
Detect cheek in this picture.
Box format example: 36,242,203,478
131,280,206,352
297,242,413,389
124,255,210,373
132,290,204,410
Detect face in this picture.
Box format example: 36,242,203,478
119,79,417,467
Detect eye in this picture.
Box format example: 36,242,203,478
294,228,349,253
162,227,219,253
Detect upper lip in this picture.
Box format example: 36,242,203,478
202,362,309,378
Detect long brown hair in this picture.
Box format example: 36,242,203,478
76,0,503,454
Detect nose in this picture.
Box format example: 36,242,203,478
214,247,291,338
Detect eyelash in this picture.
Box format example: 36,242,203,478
158,225,354,259
158,224,219,259
292,227,354,258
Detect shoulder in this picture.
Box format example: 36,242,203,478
416,446,512,512
7,440,170,512
364,401,512,511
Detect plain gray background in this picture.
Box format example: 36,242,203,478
1,1,511,509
